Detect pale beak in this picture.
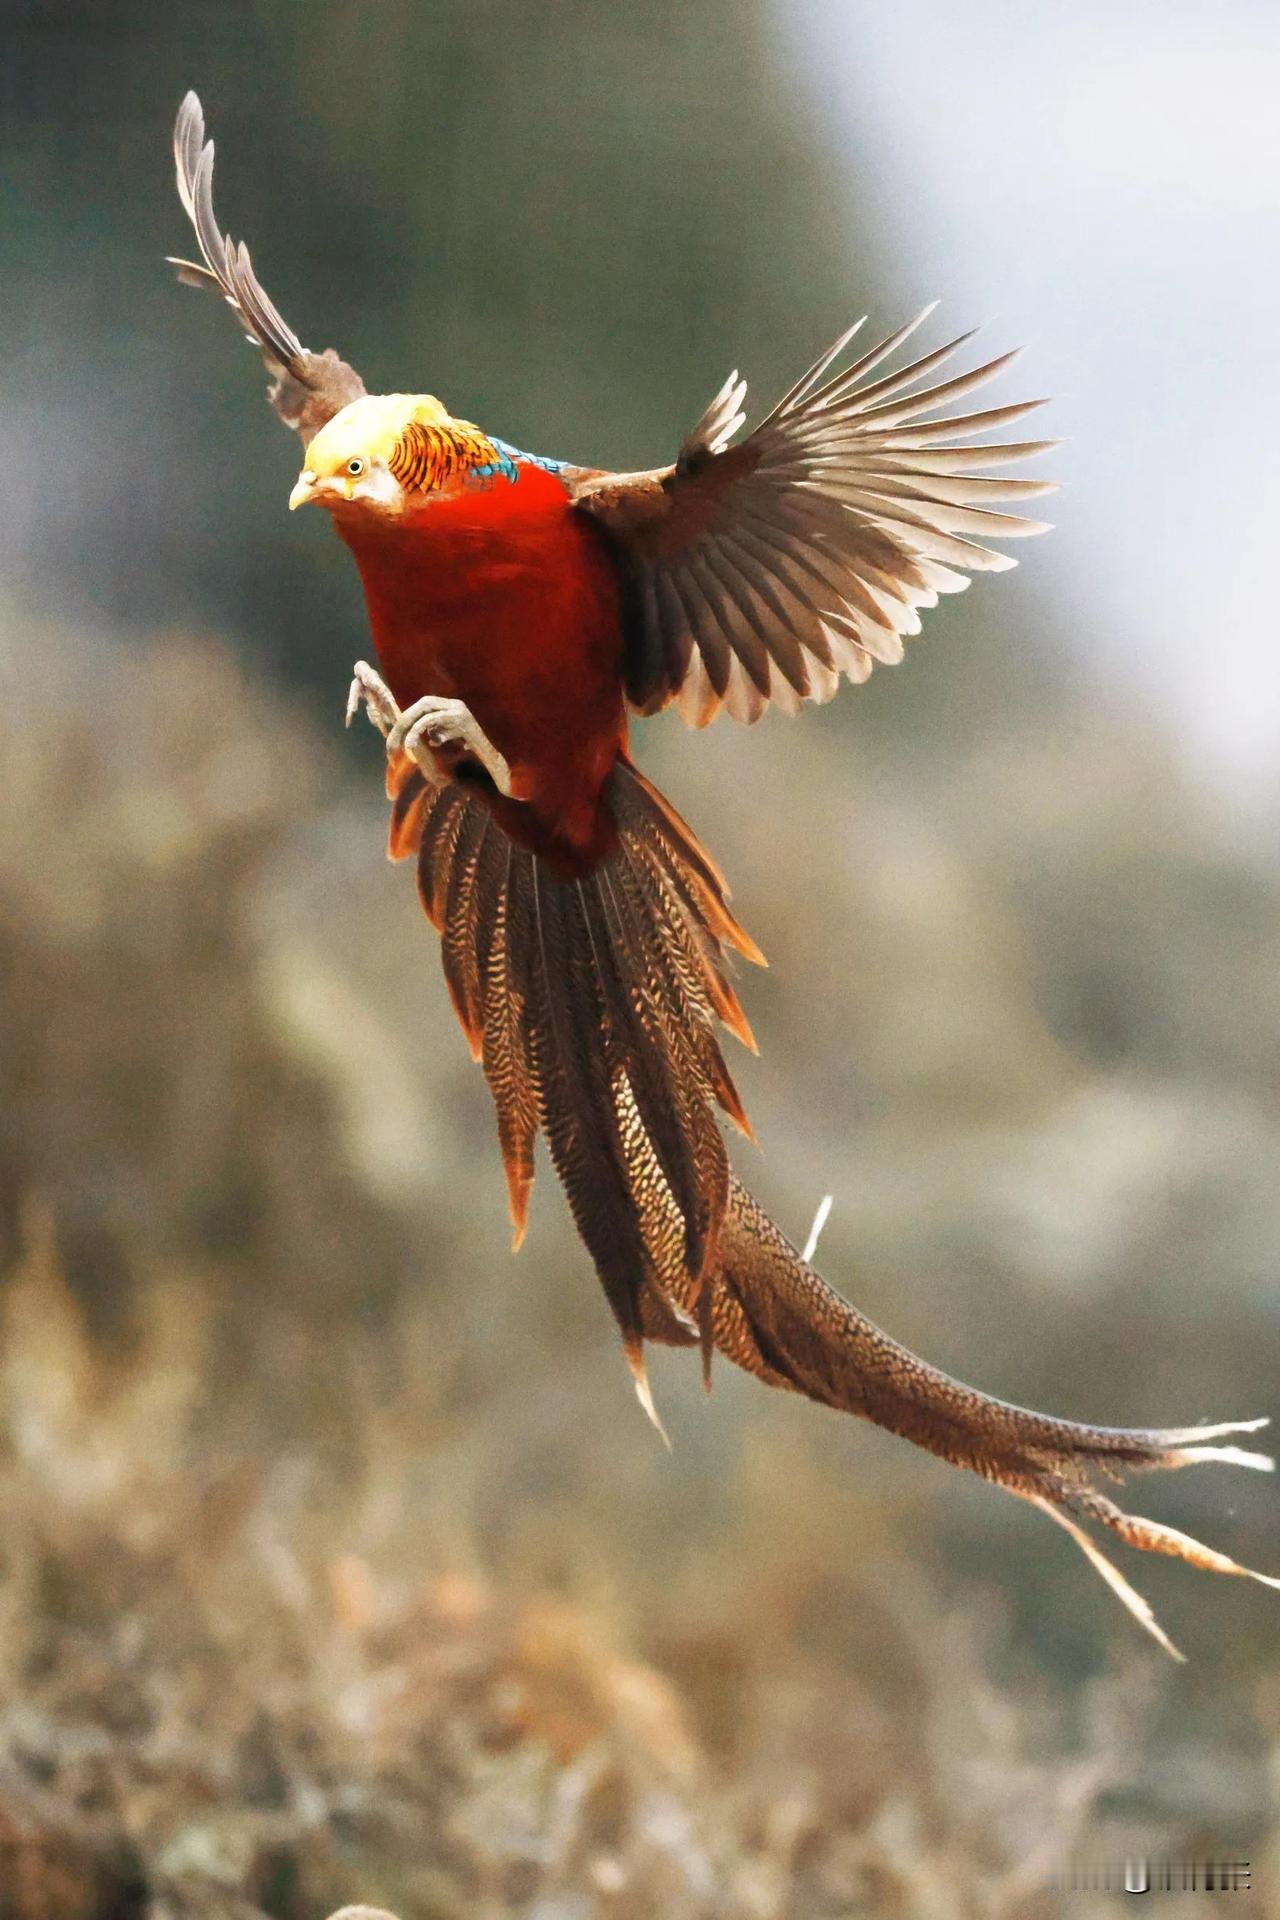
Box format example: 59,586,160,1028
288,470,318,511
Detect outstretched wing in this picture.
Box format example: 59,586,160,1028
168,91,366,442
572,308,1058,726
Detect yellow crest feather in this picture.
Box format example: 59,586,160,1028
304,394,504,496
304,394,451,475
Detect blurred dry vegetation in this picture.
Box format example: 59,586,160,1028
3,614,1279,1919
4,4,1280,1917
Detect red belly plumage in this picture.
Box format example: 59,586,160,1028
334,464,627,870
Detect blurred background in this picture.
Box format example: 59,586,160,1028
2,3,1279,1915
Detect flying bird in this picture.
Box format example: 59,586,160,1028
170,91,1275,1654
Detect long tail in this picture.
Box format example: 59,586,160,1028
389,752,1276,1656
707,1182,1276,1658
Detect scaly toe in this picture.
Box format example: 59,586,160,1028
391,696,468,759
403,711,454,765
345,661,399,736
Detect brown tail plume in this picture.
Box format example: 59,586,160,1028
389,752,1276,1654
391,752,758,1383
701,1181,1275,1656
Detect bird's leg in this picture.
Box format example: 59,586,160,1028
344,661,514,797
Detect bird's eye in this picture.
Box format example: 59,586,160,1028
345,457,367,478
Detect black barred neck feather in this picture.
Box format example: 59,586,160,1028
388,419,567,497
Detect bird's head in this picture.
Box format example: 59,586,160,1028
289,393,443,514
289,393,506,515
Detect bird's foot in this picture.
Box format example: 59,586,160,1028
345,659,399,737
391,695,514,797
345,663,514,797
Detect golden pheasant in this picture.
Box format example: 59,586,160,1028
170,92,1275,1654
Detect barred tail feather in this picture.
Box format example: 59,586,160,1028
484,846,538,1245
706,1181,1276,1657
388,753,1276,1653
392,754,753,1393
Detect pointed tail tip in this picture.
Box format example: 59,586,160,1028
1194,1414,1270,1435
506,1176,531,1252
627,1347,672,1450
1174,1444,1273,1473
1032,1476,1280,1659
722,1002,760,1053
1031,1497,1186,1662
1167,1415,1273,1474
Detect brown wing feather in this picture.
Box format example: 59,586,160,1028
572,308,1058,724
168,92,365,440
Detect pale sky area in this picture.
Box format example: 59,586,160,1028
775,2,1280,785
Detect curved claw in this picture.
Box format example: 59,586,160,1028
345,660,400,737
